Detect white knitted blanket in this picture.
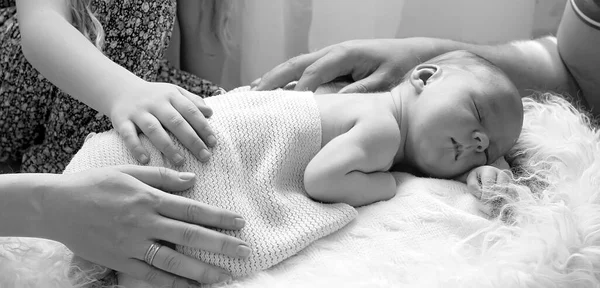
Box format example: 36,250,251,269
63,90,357,277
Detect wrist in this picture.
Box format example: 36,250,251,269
0,173,61,239
105,78,147,117
33,174,66,241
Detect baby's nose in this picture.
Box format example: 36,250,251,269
472,131,489,152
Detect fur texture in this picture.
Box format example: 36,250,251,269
2,93,600,288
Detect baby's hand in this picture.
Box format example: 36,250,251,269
109,81,216,166
466,165,512,200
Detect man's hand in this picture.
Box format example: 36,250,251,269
252,38,442,93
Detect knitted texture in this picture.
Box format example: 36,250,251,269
63,89,358,277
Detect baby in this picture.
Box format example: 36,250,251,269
64,50,523,278
305,50,523,206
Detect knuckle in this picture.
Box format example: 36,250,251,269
219,236,231,254
353,82,368,93
145,122,161,135
160,142,177,154
171,277,190,288
185,204,201,223
182,226,199,244
157,167,171,184
190,137,207,150
169,114,186,127
302,67,324,83
116,126,134,138
199,268,216,283
185,104,201,116
283,58,299,69
163,254,182,272
144,268,161,284
333,44,351,56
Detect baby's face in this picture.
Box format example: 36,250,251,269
404,71,523,178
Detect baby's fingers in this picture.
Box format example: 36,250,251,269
466,171,482,199
116,121,150,164
496,171,511,186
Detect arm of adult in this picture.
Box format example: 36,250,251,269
556,0,600,114
16,0,216,165
0,165,249,286
254,1,600,113
253,37,576,98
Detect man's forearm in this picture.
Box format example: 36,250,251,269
415,37,578,98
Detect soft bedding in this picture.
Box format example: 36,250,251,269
2,94,600,288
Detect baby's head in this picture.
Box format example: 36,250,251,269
399,50,523,178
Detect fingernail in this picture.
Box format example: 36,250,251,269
236,245,252,258
217,273,231,283
234,217,245,228
207,135,217,147
179,172,196,181
173,154,184,164
139,154,149,163
199,149,211,161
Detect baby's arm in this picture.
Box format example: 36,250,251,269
304,121,399,207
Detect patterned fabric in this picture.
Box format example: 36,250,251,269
0,0,14,8
64,89,357,277
0,0,221,173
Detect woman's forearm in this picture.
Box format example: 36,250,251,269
0,173,57,239
412,37,578,98
17,6,144,116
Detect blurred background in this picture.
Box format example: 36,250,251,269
166,0,568,90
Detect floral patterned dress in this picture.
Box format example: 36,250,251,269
0,0,222,173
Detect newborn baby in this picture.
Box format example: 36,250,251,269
64,50,523,279
305,50,523,205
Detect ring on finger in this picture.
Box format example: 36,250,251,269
144,242,163,266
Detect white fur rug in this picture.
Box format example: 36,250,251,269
2,94,600,288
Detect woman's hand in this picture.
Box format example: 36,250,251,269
252,38,440,93
110,81,216,166
44,165,249,286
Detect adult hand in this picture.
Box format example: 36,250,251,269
252,38,434,93
44,166,249,286
110,81,216,166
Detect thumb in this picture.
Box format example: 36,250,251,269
176,86,213,118
115,165,196,192
339,76,388,94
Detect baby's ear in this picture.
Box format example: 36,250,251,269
409,64,440,94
